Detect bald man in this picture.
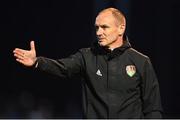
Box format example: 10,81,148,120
13,8,163,118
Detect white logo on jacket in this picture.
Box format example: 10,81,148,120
96,69,102,76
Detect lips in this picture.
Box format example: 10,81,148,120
98,38,105,40
98,39,105,44
98,39,103,42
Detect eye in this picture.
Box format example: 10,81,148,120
95,26,99,31
95,25,110,31
101,25,110,30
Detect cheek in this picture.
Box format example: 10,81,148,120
107,32,118,41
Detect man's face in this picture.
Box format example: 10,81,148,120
95,12,121,48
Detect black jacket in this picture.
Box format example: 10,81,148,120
36,37,163,118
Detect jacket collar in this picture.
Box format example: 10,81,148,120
91,35,131,59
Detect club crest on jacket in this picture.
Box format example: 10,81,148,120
126,65,136,77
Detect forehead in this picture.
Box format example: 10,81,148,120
95,11,115,25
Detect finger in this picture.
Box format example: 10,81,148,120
30,41,35,51
13,49,26,57
14,53,24,60
16,58,25,64
13,48,27,54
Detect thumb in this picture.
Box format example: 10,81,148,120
30,40,36,51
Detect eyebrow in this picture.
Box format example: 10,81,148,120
95,24,109,28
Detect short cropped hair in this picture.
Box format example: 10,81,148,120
98,8,126,26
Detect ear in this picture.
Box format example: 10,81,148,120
118,24,125,36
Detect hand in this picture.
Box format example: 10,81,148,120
13,41,37,67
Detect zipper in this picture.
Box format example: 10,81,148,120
103,53,110,118
106,57,110,118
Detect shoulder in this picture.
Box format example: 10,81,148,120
125,48,155,75
125,48,152,70
126,48,150,61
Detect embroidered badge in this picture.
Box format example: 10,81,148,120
126,65,136,77
96,69,102,76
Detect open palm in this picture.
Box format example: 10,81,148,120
13,41,37,67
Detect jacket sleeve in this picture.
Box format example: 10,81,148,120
35,50,84,79
141,58,163,118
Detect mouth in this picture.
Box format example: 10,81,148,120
98,38,105,41
98,40,103,43
98,39,105,44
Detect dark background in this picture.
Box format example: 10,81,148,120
1,0,180,118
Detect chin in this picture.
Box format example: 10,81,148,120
99,43,105,47
98,42,106,46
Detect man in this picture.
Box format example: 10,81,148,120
13,8,163,118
